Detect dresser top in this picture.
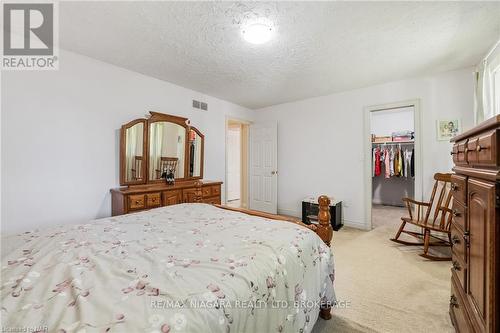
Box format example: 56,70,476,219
451,115,500,142
111,180,223,194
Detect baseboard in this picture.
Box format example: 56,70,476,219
343,219,370,230
278,208,301,218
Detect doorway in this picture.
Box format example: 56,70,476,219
364,100,422,230
225,119,250,209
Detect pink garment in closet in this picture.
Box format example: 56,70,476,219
384,148,391,178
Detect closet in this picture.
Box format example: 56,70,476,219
371,107,415,208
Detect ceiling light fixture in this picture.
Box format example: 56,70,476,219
242,22,274,45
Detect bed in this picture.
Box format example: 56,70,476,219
1,201,335,333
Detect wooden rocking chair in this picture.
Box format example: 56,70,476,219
155,157,178,179
131,156,143,181
390,173,454,261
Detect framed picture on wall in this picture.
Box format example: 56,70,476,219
436,119,461,141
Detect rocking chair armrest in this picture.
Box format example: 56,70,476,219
402,198,430,207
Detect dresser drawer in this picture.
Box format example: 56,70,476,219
128,194,145,210
451,200,466,232
203,197,221,205
162,190,182,206
451,223,467,264
211,185,221,196
451,253,467,292
183,188,202,203
451,174,467,205
202,186,212,198
450,274,472,333
146,192,161,208
466,130,497,166
452,140,468,166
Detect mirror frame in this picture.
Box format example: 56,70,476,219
119,112,205,186
146,112,190,184
188,126,204,180
120,119,148,186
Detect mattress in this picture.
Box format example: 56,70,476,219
1,203,335,332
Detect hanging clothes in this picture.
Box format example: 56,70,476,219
384,148,391,178
410,148,415,177
372,147,376,177
400,148,406,177
373,147,381,177
393,148,399,176
404,149,412,178
397,147,403,177
389,148,395,177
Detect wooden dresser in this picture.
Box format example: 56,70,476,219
450,116,500,333
111,180,222,216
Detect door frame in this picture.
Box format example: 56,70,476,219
225,117,252,208
363,99,423,230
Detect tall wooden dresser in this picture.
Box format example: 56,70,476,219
450,115,500,332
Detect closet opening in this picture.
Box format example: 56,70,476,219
225,119,250,209
364,101,422,230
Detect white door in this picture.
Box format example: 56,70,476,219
227,126,241,201
249,122,278,214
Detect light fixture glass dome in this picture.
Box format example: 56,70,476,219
242,23,273,45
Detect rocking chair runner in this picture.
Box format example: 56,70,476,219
390,173,454,260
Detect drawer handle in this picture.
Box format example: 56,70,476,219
452,261,461,271
135,200,141,204
451,184,458,191
463,231,470,247
476,145,490,152
452,210,460,217
450,151,457,155
450,295,458,308
451,236,460,245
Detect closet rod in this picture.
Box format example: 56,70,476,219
372,141,414,145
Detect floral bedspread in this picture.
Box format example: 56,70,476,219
1,204,335,333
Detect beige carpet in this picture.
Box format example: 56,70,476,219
312,205,454,333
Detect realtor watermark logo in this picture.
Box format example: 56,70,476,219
2,1,59,70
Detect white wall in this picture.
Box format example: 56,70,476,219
1,50,254,234
255,68,474,229
371,107,414,137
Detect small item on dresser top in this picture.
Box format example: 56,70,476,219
166,168,175,185
302,196,343,231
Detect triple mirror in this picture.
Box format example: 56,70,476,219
120,112,204,186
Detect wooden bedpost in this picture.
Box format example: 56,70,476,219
316,195,333,320
316,195,333,247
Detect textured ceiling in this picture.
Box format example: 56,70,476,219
60,2,500,109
